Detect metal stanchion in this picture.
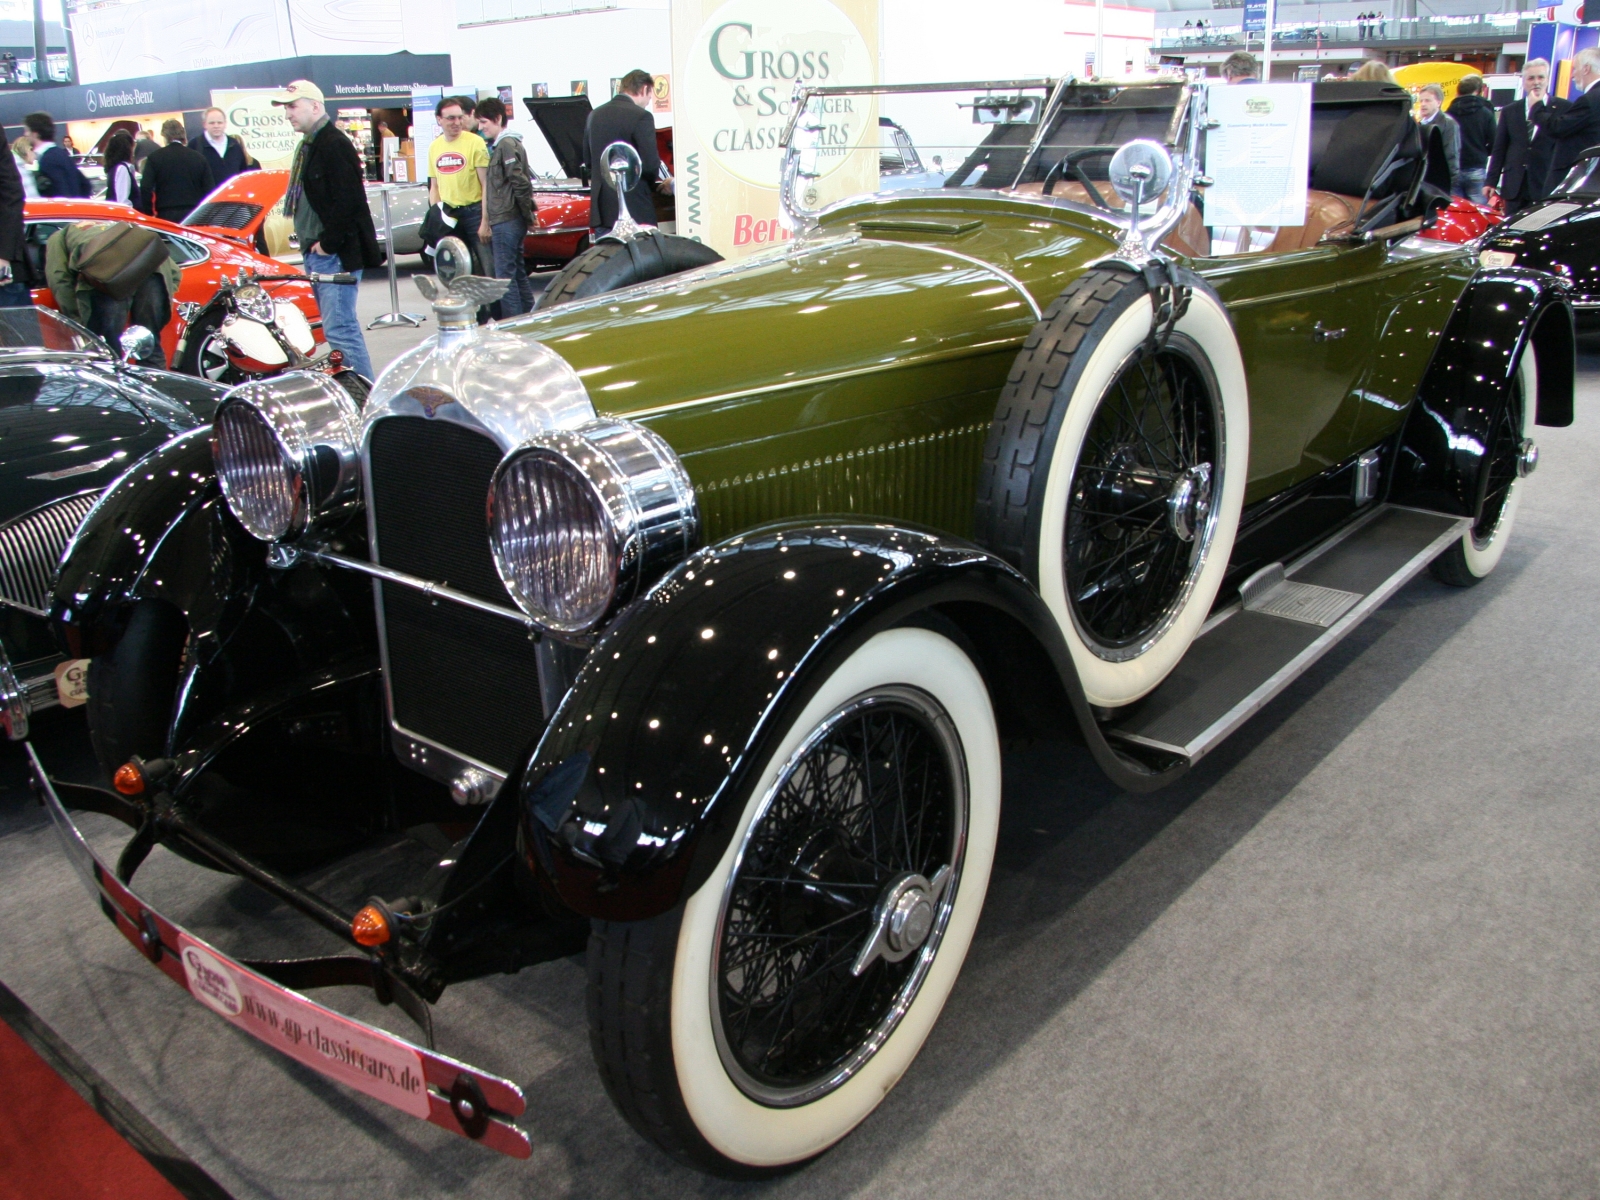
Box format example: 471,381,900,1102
368,184,425,330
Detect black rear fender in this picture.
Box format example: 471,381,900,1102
1391,268,1573,517
517,521,1186,923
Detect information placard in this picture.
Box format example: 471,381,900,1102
1202,83,1312,229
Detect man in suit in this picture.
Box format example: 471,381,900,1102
137,119,213,222
1532,47,1600,193
1488,58,1569,212
190,107,249,188
23,111,89,198
583,69,669,235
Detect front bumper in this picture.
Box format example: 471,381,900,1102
28,745,533,1159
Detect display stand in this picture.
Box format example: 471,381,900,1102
368,186,426,330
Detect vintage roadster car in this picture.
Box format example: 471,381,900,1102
34,78,1573,1175
1478,146,1600,329
1,306,223,741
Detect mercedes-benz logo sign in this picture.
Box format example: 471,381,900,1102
84,88,96,113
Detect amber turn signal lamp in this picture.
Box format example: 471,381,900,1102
112,761,145,796
351,904,392,947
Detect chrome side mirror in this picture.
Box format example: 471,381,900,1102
119,324,156,365
1109,139,1174,212
600,140,643,196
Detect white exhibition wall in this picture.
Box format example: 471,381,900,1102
450,0,1155,176
452,3,672,177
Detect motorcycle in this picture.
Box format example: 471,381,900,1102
173,268,370,401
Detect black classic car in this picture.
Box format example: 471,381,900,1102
1479,146,1600,329
30,78,1575,1174
1,308,222,741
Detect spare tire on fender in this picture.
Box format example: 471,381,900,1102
536,232,723,310
973,266,1250,710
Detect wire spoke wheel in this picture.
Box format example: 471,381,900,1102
1065,344,1219,659
711,685,967,1107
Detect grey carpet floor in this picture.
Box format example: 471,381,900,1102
3,354,1599,1199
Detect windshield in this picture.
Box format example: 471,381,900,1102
0,306,108,356
783,80,1190,219
1550,154,1600,200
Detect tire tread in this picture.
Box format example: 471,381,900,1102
973,267,1141,571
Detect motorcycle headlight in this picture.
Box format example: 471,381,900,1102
234,283,276,324
489,418,698,638
211,372,363,542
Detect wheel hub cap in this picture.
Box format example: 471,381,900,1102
1167,463,1213,543
852,866,952,976
1518,438,1538,478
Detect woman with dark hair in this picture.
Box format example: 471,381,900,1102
104,130,138,207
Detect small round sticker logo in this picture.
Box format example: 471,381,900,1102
181,944,243,1017
435,151,465,174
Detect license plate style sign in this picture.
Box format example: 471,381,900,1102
29,747,531,1159
175,934,432,1118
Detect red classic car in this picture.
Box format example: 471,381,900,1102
22,197,321,364
1418,193,1505,243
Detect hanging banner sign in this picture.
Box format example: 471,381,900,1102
211,88,300,170
670,0,880,258
1243,0,1267,33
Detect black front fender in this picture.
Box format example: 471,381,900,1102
1391,267,1573,517
517,521,1185,923
50,426,376,748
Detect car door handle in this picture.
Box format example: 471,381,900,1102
1312,322,1346,342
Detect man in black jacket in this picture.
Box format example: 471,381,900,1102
1447,75,1497,204
274,79,382,379
583,69,669,234
25,111,89,198
190,107,249,188
0,140,25,305
137,119,212,222
1533,47,1600,192
1488,58,1568,212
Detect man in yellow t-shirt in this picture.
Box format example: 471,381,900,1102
427,95,490,273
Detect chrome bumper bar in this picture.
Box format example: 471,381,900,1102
27,744,533,1159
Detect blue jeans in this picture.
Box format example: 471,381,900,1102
0,278,30,307
305,249,373,380
1454,167,1487,207
490,218,534,317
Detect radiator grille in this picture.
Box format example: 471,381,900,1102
185,201,263,231
367,416,546,772
0,492,99,615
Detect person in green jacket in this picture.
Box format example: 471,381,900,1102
45,220,180,366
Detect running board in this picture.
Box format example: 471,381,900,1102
1104,505,1469,766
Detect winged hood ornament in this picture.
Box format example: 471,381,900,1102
416,236,512,338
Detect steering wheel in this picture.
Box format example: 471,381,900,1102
1041,145,1121,211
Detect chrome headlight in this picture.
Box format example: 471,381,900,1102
489,418,698,638
234,282,276,324
211,372,363,542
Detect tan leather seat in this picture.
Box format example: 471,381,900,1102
1263,191,1361,252
1007,181,1212,256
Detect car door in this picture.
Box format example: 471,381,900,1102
1197,238,1387,504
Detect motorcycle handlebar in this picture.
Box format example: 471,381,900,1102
250,272,358,285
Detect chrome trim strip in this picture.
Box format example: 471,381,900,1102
303,548,534,627
1111,511,1471,763
861,239,1043,320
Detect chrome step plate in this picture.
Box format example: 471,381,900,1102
1106,505,1469,765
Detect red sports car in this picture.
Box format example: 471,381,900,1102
22,197,321,364
1418,193,1505,243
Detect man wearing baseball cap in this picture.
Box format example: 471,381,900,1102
273,79,382,379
